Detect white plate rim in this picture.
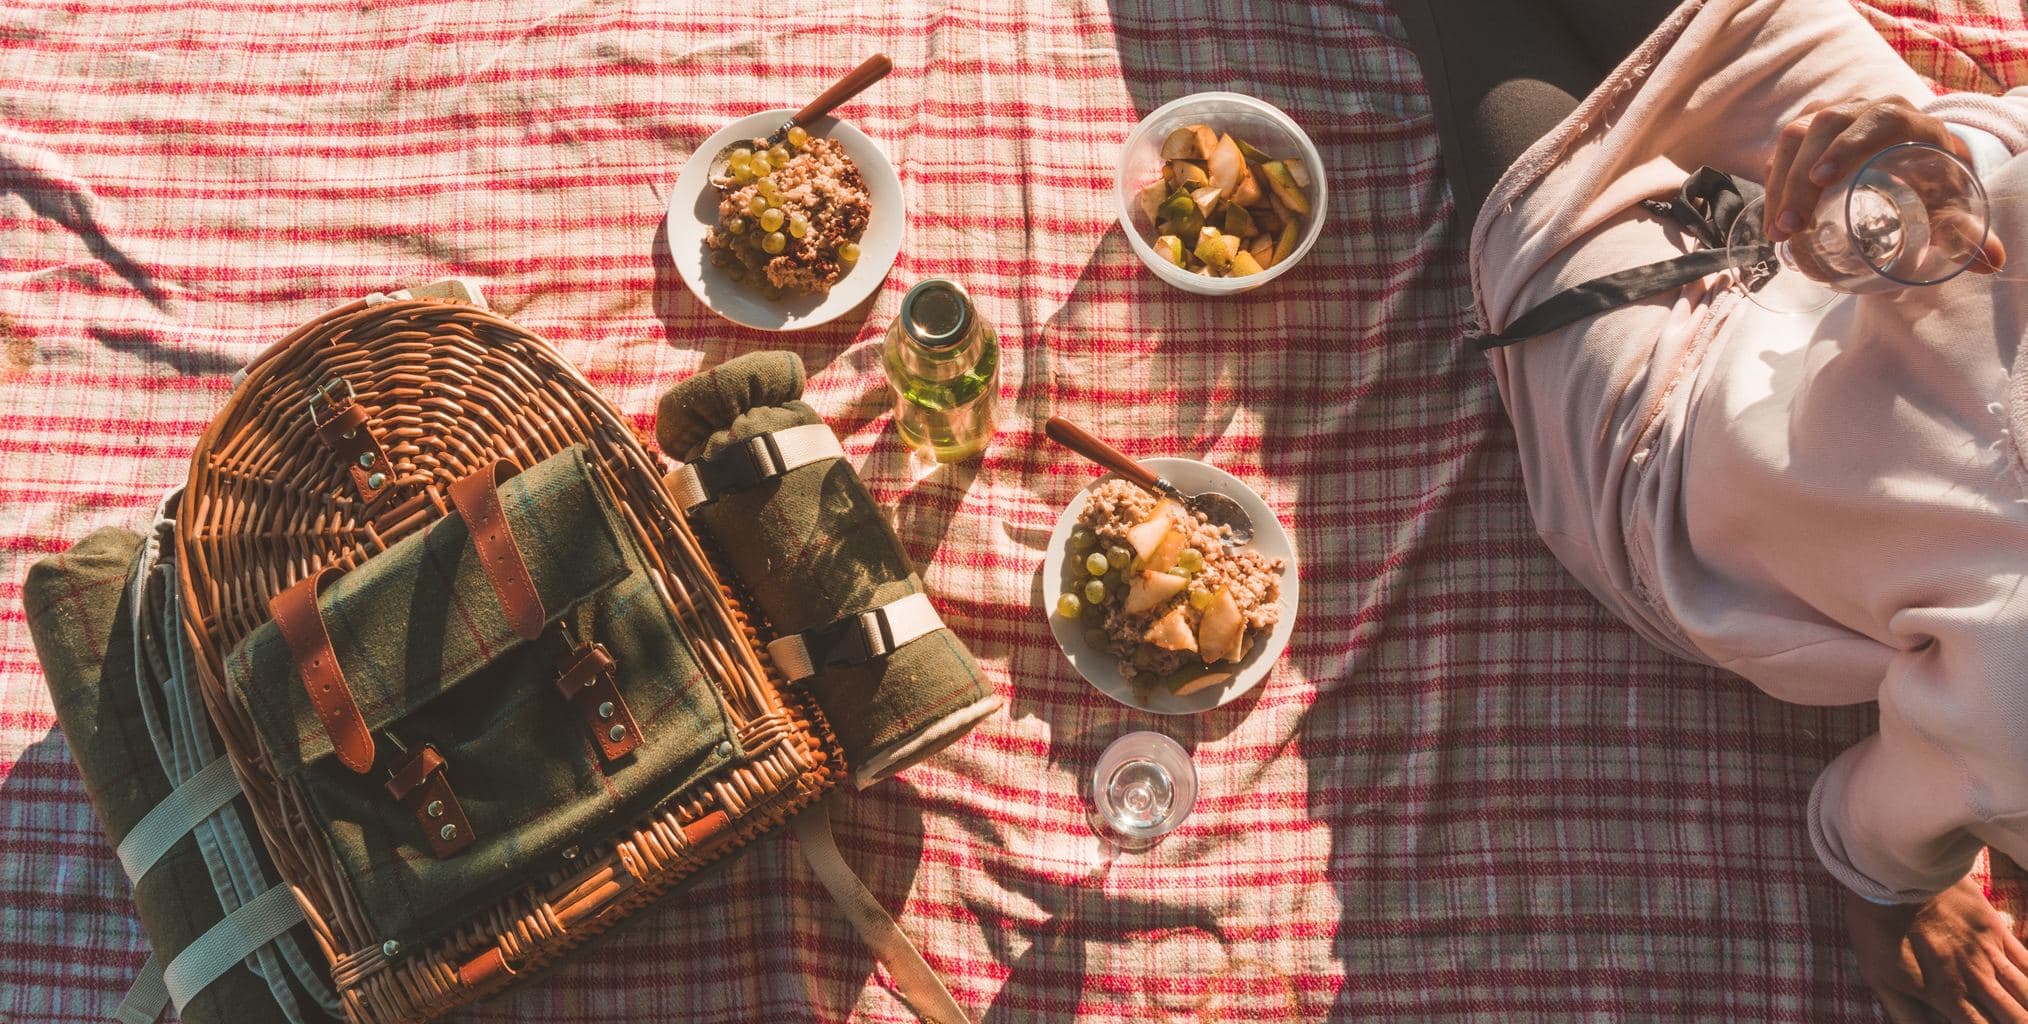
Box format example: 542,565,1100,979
665,110,903,332
1043,457,1300,715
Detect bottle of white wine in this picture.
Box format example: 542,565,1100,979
882,279,999,462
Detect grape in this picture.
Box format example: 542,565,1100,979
758,208,785,232
1068,527,1097,553
769,144,793,166
1083,579,1106,606
761,231,787,254
1084,552,1109,576
757,178,780,200
1189,589,1214,610
786,125,809,148
745,196,768,217
731,164,756,185
1054,593,1082,618
838,241,861,263
725,215,748,234
1106,545,1133,571
787,215,809,239
1179,548,1204,573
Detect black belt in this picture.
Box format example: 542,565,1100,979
1472,167,1776,351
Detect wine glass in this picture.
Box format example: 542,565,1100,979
1729,141,1992,313
1089,731,1196,852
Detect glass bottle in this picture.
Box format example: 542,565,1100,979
882,278,999,462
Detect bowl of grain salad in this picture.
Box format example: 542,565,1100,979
1044,457,1298,715
668,110,904,331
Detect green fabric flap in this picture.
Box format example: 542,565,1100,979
231,445,629,777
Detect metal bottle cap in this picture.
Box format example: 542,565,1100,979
899,279,974,350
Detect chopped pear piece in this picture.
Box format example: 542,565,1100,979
1147,527,1189,574
1158,191,1202,238
1233,136,1274,164
1194,232,1240,270
1229,250,1264,277
1222,203,1254,238
1189,186,1223,217
1124,571,1189,614
1231,164,1263,207
1152,234,1185,266
1197,587,1243,663
1259,161,1311,216
1166,160,1210,191
1208,133,1246,195
1144,606,1198,653
1160,125,1214,161
1125,503,1182,560
1284,159,1311,188
1169,671,1231,696
1247,234,1275,268
1136,178,1170,224
1272,219,1301,265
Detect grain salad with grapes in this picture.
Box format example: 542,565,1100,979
1054,479,1284,696
705,126,870,297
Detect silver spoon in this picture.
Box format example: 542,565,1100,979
707,54,892,192
1045,416,1255,545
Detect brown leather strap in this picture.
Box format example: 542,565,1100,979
270,567,375,774
313,398,394,504
448,461,545,642
555,642,642,762
384,744,474,859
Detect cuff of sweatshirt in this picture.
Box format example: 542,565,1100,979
1808,758,1952,906
1947,124,2013,178
1924,89,2028,155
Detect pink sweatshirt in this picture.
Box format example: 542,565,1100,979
1473,0,2028,903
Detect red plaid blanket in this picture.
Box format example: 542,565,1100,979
1,1,2023,1021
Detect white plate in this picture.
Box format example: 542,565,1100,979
1043,458,1299,715
666,111,904,332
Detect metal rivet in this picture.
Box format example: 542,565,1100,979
597,701,615,720
716,741,734,759
382,939,401,958
608,724,627,743
366,471,387,489
357,452,375,468
439,823,458,841
426,800,444,818
561,845,580,860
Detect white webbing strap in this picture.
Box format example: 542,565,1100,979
162,883,304,1012
115,756,241,883
767,592,945,682
111,952,167,1024
793,799,971,1024
670,423,844,511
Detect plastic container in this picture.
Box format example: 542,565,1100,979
1114,92,1327,295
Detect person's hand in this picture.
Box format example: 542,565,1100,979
1764,96,2006,273
1845,874,2028,1023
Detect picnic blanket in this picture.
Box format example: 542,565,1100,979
1,1,2023,1022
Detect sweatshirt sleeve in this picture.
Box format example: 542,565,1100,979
1808,596,2028,903
1924,86,2028,158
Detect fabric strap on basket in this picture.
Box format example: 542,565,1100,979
768,593,946,682
1472,167,1771,350
668,422,844,511
116,883,306,1021
793,800,970,1024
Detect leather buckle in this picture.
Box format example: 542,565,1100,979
800,607,896,672
303,377,357,428
689,433,786,506
555,642,642,762
385,744,474,859
305,377,393,503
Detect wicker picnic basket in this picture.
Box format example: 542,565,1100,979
171,287,844,1023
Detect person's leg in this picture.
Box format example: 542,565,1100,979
1390,0,1679,228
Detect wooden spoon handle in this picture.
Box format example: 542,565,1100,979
1045,416,1161,490
793,54,892,125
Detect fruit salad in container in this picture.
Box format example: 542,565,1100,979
1131,124,1315,278
1056,480,1285,695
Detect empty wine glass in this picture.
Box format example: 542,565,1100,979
1089,731,1196,852
1729,141,1992,313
